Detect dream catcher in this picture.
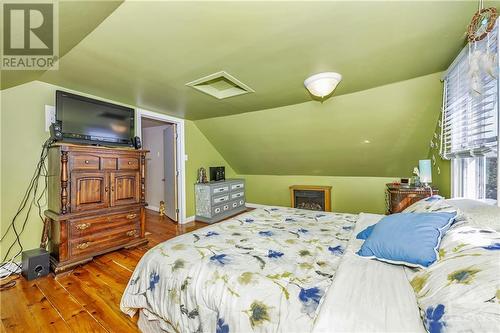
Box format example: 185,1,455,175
467,4,498,43
467,1,498,96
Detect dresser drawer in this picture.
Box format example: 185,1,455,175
213,194,230,204
69,210,140,238
212,185,229,194
212,205,224,216
230,199,245,210
102,157,118,170
71,155,100,170
69,223,140,258
231,183,244,191
231,192,244,200
118,157,140,170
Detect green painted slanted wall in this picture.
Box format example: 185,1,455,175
194,73,446,212
243,175,397,214
195,73,443,177
185,121,236,216
0,81,233,259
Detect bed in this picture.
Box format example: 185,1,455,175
120,206,425,332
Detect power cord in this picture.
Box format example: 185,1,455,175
0,138,54,290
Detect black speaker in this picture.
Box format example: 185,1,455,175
22,248,50,281
132,136,142,149
49,121,63,141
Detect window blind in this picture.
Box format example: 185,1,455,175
441,20,499,159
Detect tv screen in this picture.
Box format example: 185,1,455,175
56,91,134,146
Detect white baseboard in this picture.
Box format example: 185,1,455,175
183,215,195,223
146,205,159,212
245,202,270,209
0,262,21,278
148,206,193,224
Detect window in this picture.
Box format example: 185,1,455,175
441,20,499,203
452,156,497,200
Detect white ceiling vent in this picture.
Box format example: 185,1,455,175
186,71,254,99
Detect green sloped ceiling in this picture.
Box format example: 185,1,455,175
1,1,123,89
35,1,491,119
195,72,443,177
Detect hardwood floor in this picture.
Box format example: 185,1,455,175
0,209,207,333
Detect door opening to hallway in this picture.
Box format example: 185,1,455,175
141,117,178,222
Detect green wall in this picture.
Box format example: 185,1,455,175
185,121,236,216
427,117,452,198
0,81,232,259
431,157,451,198
1,81,51,261
243,175,397,214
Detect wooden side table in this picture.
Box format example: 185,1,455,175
385,183,438,214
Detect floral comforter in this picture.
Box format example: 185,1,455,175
120,207,357,333
410,222,500,333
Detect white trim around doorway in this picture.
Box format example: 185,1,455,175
136,109,188,224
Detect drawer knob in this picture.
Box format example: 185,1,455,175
76,242,90,250
85,160,89,164
76,223,90,230
128,161,133,165
126,230,137,237
126,213,137,219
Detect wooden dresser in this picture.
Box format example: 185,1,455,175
44,144,148,273
385,183,439,214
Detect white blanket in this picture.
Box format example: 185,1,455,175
313,213,425,333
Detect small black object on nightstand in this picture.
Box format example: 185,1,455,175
22,248,50,281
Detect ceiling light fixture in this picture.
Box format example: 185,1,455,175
304,72,342,98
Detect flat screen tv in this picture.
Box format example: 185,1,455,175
55,90,134,146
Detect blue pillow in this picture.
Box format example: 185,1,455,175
356,212,456,268
356,224,375,240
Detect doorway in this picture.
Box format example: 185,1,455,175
137,110,186,223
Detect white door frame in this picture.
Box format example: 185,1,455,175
136,109,188,224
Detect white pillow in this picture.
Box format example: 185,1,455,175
403,196,466,222
446,199,500,231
